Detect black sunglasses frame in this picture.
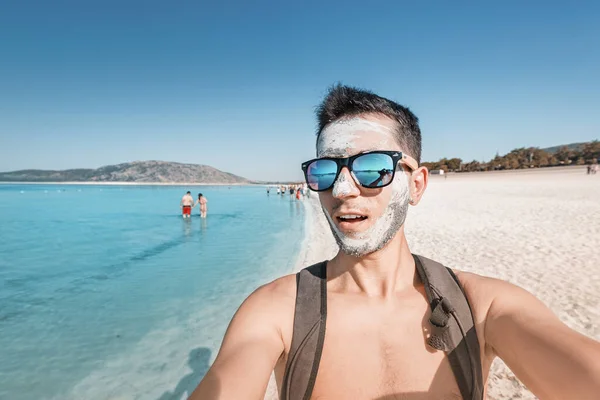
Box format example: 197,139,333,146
301,150,406,192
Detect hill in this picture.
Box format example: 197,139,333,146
540,142,588,154
0,161,252,184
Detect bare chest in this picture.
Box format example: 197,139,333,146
309,295,462,399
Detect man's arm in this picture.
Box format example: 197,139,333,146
484,277,600,399
189,283,285,400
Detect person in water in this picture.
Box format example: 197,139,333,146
195,193,208,219
191,85,600,399
180,191,194,219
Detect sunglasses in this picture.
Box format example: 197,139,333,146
301,150,418,192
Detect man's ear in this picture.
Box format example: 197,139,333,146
409,166,428,205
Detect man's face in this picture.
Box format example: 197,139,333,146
316,114,413,257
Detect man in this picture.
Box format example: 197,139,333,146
191,85,600,399
180,191,194,219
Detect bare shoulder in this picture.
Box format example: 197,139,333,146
241,272,297,325
190,273,298,399
254,272,297,300
453,270,507,306
227,273,298,360
210,272,298,355
453,270,561,352
454,270,548,318
453,270,539,324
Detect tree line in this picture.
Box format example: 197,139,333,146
421,140,600,173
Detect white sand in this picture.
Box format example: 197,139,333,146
265,166,600,399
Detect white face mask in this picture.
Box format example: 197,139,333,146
317,117,412,257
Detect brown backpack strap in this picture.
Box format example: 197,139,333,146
413,254,484,400
281,262,327,400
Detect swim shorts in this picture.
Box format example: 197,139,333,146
182,206,192,215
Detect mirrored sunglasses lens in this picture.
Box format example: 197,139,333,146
306,159,338,190
353,153,394,188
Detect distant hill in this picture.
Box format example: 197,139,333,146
541,142,588,154
0,161,252,184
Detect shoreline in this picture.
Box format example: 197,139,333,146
0,164,589,187
0,181,308,187
290,194,339,274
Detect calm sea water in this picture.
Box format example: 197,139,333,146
0,184,305,400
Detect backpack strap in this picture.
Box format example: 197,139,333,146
413,254,484,400
281,261,327,400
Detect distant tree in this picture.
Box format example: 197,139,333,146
532,148,552,167
582,140,600,161
555,146,574,164
488,154,503,170
501,148,530,169
508,156,520,169
438,158,448,169
421,162,436,171
446,158,462,171
418,140,597,173
464,160,481,172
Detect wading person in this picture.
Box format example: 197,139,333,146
191,85,600,399
180,191,194,219
195,193,208,219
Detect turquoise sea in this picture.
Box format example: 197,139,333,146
0,184,305,400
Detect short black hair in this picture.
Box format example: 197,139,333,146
187,191,191,194
316,84,422,163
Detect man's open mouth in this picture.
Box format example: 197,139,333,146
337,215,368,222
336,215,368,228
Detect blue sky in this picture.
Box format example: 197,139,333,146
1,1,598,181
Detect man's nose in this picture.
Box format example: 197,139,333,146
332,167,360,198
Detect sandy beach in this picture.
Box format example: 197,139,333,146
265,166,600,399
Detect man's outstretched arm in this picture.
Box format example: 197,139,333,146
190,284,285,400
484,277,600,400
